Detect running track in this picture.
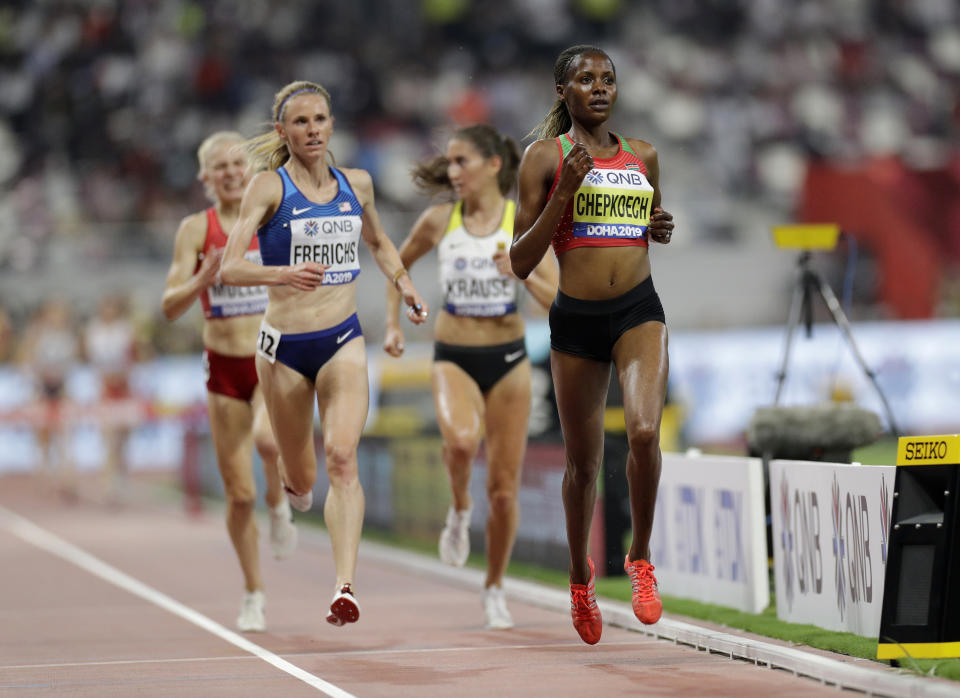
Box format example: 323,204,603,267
0,474,929,697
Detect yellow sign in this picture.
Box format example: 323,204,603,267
878,641,960,659
771,224,839,250
896,434,960,465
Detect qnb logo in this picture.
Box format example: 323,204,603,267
650,488,669,569
831,475,876,616
304,220,320,237
454,257,467,271
879,475,890,566
792,487,823,597
779,478,795,609
714,489,745,583
675,486,706,575
846,492,873,605
585,169,603,185
831,476,847,619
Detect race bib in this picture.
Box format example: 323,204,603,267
443,264,516,317
256,321,281,364
207,250,269,317
439,232,517,317
289,215,362,285
572,169,653,240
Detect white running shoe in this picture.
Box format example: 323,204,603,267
284,485,313,512
326,584,360,627
268,497,298,560
438,506,471,567
237,590,266,632
483,585,514,630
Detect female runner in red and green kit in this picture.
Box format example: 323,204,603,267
510,45,675,645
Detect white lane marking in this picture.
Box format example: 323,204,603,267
0,640,654,671
0,656,261,671
0,506,354,698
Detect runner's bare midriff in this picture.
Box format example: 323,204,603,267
203,314,263,356
434,311,525,346
264,283,357,333
557,245,651,300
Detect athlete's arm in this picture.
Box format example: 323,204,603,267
220,171,328,289
629,138,674,245
511,139,593,278
493,219,558,312
344,168,429,325
161,212,217,321
523,251,559,311
383,203,448,356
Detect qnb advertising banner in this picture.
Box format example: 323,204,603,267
648,453,768,613
770,460,895,637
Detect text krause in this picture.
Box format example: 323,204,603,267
289,215,361,285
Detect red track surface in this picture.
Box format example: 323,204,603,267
0,474,846,697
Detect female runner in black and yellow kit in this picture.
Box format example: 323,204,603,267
384,125,557,630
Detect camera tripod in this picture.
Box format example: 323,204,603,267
773,251,900,435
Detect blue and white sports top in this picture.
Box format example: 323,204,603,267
438,199,518,317
257,166,363,286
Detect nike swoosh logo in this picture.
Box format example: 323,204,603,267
504,349,525,362
336,329,354,344
292,206,313,215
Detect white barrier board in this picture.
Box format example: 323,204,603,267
770,460,894,637
649,453,769,613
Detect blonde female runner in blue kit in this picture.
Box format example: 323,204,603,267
221,81,428,628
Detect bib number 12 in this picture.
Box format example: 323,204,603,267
257,323,281,364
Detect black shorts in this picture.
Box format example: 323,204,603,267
549,276,665,363
433,339,527,393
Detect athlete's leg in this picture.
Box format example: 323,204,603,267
100,420,130,503
255,355,319,497
481,360,531,588
612,322,669,562
314,338,368,589
551,350,611,584
431,362,485,513
207,392,261,592
250,384,297,559
250,388,283,508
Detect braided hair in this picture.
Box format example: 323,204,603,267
527,45,614,141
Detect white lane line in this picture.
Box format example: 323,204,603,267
0,506,354,698
0,639,653,671
0,656,260,671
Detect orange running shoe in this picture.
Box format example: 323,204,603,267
569,557,602,645
624,556,662,624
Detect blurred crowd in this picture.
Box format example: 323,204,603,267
0,0,958,334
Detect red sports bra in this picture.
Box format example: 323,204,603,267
548,133,654,257
197,208,268,319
